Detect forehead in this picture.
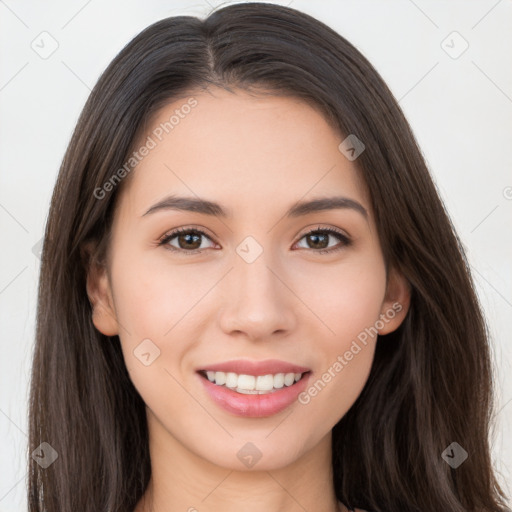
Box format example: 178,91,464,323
119,87,371,220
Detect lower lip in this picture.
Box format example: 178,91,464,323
197,371,312,418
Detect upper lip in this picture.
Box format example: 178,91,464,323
197,359,311,377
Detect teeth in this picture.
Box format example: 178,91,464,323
225,372,238,388
203,370,305,393
238,374,256,390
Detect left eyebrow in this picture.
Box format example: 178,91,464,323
142,194,368,220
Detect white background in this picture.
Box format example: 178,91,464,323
0,0,511,509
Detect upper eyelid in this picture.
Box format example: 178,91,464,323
160,224,350,246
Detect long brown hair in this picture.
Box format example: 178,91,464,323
28,3,510,511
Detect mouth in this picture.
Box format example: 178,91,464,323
197,369,312,395
194,358,313,417
196,368,313,417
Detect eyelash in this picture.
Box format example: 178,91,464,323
158,225,352,256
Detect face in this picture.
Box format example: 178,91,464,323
87,87,410,472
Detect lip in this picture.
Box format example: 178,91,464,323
196,358,310,376
197,370,312,418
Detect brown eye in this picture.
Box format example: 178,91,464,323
174,231,202,250
159,227,215,254
295,228,351,254
159,226,351,256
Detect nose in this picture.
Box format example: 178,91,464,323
217,249,297,341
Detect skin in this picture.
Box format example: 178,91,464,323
86,87,411,512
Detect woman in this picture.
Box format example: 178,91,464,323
28,2,510,511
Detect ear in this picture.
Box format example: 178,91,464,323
84,242,119,337
377,266,411,335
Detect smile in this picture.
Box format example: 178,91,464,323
197,370,312,417
199,370,308,394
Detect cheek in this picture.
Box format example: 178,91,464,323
292,249,387,346
108,245,214,393
109,245,203,336
291,252,386,420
